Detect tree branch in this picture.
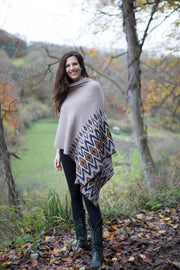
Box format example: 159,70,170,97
103,52,127,72
96,9,120,17
42,46,60,61
85,62,125,95
140,0,161,53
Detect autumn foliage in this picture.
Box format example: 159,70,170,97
142,55,180,131
0,76,20,135
0,29,27,58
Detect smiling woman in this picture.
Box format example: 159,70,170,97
53,50,116,269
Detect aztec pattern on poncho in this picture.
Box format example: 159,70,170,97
69,109,116,205
54,77,116,205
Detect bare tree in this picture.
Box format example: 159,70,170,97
0,50,20,208
122,0,159,190
0,94,19,208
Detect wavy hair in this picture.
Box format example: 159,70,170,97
53,51,89,114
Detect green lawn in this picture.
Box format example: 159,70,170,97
11,118,68,197
11,118,142,199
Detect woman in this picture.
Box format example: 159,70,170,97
53,51,116,269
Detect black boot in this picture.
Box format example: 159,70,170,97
89,219,104,269
74,209,88,248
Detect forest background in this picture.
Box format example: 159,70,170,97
0,0,180,252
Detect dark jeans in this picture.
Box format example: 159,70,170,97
60,149,102,228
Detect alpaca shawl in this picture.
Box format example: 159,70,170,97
54,77,116,205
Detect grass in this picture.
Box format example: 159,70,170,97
0,189,73,246
11,118,68,197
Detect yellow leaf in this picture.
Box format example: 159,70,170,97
117,218,123,224
2,262,11,267
111,225,119,231
103,230,110,238
129,256,135,262
140,254,146,259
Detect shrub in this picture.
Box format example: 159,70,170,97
19,99,51,129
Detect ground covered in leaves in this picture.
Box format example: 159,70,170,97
0,207,179,270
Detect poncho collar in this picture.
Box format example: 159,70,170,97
68,77,91,89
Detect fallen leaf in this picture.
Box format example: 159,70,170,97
117,218,123,224
129,256,135,262
143,257,151,263
103,230,110,238
50,258,56,264
2,261,11,267
159,230,166,234
136,214,144,219
53,248,61,255
109,232,115,239
63,257,73,263
119,234,125,241
111,225,119,231
32,259,38,267
72,265,80,270
140,254,146,259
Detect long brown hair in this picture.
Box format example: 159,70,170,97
53,51,89,114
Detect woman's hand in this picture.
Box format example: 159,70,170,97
54,149,62,171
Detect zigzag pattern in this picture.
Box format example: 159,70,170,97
70,109,116,205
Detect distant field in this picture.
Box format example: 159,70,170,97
11,118,68,197
12,58,25,66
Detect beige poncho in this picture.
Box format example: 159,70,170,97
54,77,116,205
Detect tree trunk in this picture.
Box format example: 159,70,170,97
0,103,19,207
122,0,157,190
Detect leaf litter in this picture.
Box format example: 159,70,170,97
0,207,179,270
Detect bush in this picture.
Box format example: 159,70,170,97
19,99,51,129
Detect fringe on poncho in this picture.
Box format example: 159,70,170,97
54,77,116,205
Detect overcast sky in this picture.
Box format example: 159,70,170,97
0,0,179,54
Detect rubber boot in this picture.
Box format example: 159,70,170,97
89,219,104,269
74,209,88,248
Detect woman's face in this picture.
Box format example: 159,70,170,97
65,56,82,82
